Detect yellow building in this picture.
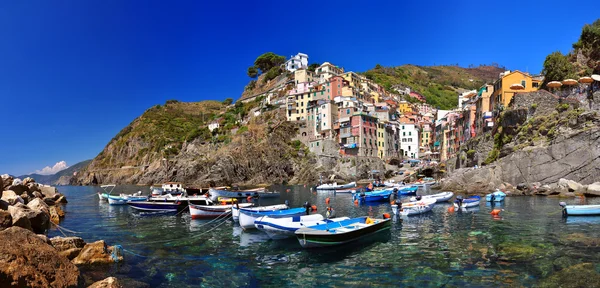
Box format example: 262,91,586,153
490,70,540,109
294,69,315,84
398,101,413,114
377,122,386,159
341,72,362,88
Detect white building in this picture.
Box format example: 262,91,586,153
458,90,476,109
208,122,219,132
400,123,419,159
284,53,308,72
316,62,344,83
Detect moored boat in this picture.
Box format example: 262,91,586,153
97,184,116,201
127,201,184,212
394,186,418,195
232,204,289,221
391,198,436,216
409,191,454,203
189,202,253,219
316,182,357,190
353,190,393,202
559,202,600,216
254,214,351,239
295,216,392,248
454,196,481,209
486,190,506,202
207,188,279,202
239,207,307,230
148,194,211,205
107,192,147,205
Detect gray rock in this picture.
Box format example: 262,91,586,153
56,195,68,204
0,174,12,190
39,186,58,198
7,184,28,195
585,182,600,197
0,210,12,231
7,204,32,231
32,191,43,199
43,198,56,206
50,236,86,252
1,190,21,205
558,178,584,192
88,277,123,288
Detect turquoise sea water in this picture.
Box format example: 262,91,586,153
50,185,600,287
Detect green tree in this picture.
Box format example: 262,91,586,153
222,98,233,105
247,66,259,78
254,52,286,73
307,63,320,72
542,51,577,86
573,19,600,72
263,67,282,83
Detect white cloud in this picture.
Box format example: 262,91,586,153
34,161,69,175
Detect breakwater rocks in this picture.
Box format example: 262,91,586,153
0,174,127,287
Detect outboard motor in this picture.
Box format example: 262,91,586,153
304,201,311,215
415,195,422,201
393,188,398,196
253,192,260,200
456,195,464,207
559,202,567,217
284,200,289,207
360,191,366,202
394,199,402,207
490,193,496,202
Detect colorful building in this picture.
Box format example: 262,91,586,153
400,123,419,159
340,112,378,157
316,62,344,83
490,70,541,109
474,84,494,135
284,53,308,72
294,69,315,84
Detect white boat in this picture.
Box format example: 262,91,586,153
232,204,289,221
254,215,350,239
238,207,307,230
97,184,116,201
391,198,436,216
316,182,357,190
453,196,481,208
189,202,253,219
161,182,186,195
148,194,211,205
409,192,454,203
107,192,146,205
207,187,279,202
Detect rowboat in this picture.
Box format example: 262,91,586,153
207,188,280,202
559,202,600,216
127,201,184,212
107,193,147,205
254,215,351,239
409,191,454,203
148,194,212,205
353,190,393,202
391,198,436,216
453,196,481,208
239,207,308,230
394,186,418,195
295,216,392,248
189,202,253,219
334,186,364,193
486,190,506,202
97,184,116,201
316,182,357,190
232,204,289,221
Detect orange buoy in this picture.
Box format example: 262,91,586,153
383,213,391,219
448,206,455,213
246,196,252,202
286,189,291,193
490,209,502,216
325,197,330,205
311,205,317,211
354,199,359,205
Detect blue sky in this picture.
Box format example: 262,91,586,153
0,0,598,176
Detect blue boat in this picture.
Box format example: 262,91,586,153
239,207,308,230
353,190,393,202
394,186,418,195
560,202,600,216
454,195,481,208
486,190,506,202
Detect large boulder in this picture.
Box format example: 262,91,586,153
72,240,123,266
56,195,68,204
0,199,8,210
44,198,56,206
1,174,13,190
22,177,35,186
7,204,32,231
0,226,82,287
32,191,43,199
51,236,86,260
585,182,600,197
0,210,12,230
49,205,65,225
1,190,22,205
20,193,30,204
8,183,29,195
27,183,41,193
558,178,584,193
39,186,58,199
88,277,123,288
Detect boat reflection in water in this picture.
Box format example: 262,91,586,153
232,225,271,247
564,216,600,225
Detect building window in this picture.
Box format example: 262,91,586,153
409,132,411,136
347,109,350,114
316,142,319,146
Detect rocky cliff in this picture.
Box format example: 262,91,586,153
441,90,600,194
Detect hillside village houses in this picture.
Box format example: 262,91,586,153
234,52,544,165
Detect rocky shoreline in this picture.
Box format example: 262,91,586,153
0,174,131,288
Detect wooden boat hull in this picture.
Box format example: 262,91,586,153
127,201,183,212
295,217,391,248
232,204,289,221
316,182,357,190
189,203,253,219
562,204,600,216
107,196,147,205
208,188,280,201
239,207,307,230
454,196,481,208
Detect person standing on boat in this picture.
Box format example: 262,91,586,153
367,182,374,192
326,206,336,219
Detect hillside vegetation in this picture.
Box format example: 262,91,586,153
363,64,504,109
